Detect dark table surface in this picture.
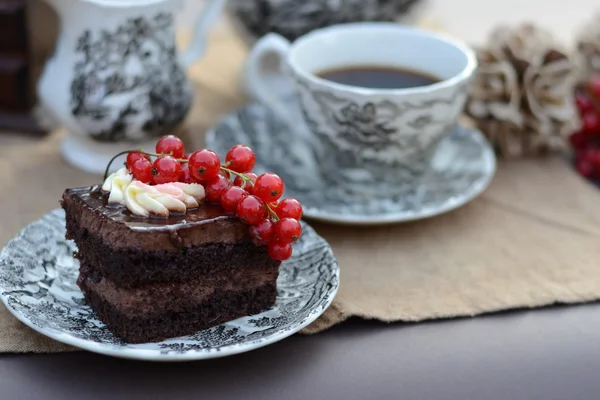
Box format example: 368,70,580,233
2,303,600,400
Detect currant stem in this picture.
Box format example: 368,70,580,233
266,204,279,222
104,150,137,181
103,150,176,180
220,166,248,181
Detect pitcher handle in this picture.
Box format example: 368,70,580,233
179,0,227,69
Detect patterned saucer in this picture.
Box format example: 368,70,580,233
0,210,339,361
206,103,496,225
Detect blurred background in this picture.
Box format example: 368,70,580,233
5,0,598,143
175,0,597,43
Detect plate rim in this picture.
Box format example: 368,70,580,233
0,211,340,362
205,108,496,226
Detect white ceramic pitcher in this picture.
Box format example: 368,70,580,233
38,0,226,174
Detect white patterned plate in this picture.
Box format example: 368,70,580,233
0,210,339,361
206,103,496,225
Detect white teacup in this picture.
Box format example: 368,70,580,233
245,22,477,192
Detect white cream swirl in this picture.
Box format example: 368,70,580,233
102,167,205,217
102,167,133,204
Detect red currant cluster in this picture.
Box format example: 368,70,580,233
109,135,303,261
570,76,600,179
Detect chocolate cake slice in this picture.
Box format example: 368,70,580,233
61,186,280,343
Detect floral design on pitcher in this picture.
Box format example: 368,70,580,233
70,13,192,142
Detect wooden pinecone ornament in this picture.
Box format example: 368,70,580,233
466,23,579,157
576,14,600,78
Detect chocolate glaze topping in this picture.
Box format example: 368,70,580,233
62,186,251,251
66,185,234,231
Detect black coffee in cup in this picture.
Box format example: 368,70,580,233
316,65,440,89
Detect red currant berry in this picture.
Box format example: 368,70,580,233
220,186,248,213
249,219,275,246
221,170,232,181
233,172,257,194
268,240,293,261
182,153,191,160
587,75,600,99
180,163,196,183
275,198,303,220
156,135,184,159
236,195,266,225
151,156,181,184
274,218,302,243
577,148,593,162
584,149,600,175
225,145,256,172
582,112,600,133
189,149,221,181
126,152,149,169
254,173,284,203
576,156,595,178
575,93,595,114
130,158,153,184
569,131,588,150
205,174,231,203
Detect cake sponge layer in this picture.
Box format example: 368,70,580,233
80,278,277,343
78,260,278,318
72,220,279,288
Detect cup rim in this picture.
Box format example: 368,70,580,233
288,22,477,95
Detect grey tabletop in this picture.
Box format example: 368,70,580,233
2,304,600,400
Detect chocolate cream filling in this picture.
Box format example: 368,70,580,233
80,266,278,318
